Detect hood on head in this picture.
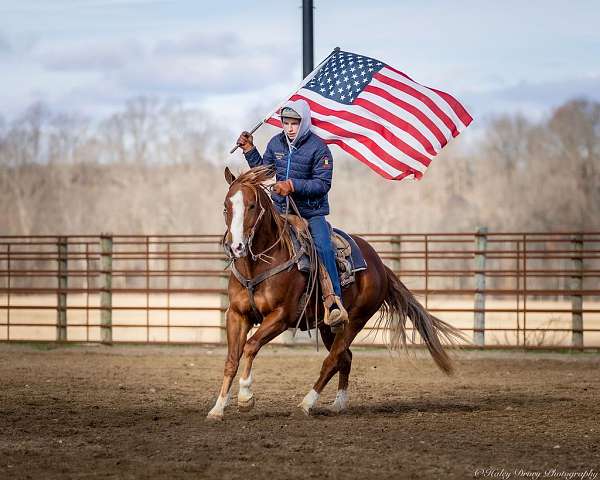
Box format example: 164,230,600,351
280,99,312,146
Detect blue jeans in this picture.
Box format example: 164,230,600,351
308,216,342,298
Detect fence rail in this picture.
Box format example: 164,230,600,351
1,231,599,349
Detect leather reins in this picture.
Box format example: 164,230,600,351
222,184,319,343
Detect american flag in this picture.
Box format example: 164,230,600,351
266,49,473,180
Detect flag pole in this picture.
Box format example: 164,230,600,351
229,47,340,154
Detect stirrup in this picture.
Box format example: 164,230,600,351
327,296,348,333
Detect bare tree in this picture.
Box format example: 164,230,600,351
1,97,599,237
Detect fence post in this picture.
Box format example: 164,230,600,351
390,235,402,274
219,257,230,344
570,233,584,349
474,227,488,347
57,236,68,341
100,234,113,345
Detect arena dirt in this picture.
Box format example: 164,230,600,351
1,344,599,479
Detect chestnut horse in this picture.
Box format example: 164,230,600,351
207,166,466,420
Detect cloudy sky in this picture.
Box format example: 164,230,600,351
1,0,599,134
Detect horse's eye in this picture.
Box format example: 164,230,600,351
248,203,255,210
223,208,227,216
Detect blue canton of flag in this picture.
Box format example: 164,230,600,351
304,51,384,105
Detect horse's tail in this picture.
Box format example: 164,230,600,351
378,265,468,375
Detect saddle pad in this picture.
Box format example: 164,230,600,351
289,224,367,275
332,228,367,272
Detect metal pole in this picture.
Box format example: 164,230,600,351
166,241,171,343
474,227,488,347
523,233,527,347
390,235,402,275
219,257,230,345
516,240,521,346
6,243,10,341
146,236,150,343
571,233,584,349
100,234,113,345
86,242,90,342
424,235,429,309
56,236,68,342
302,0,314,78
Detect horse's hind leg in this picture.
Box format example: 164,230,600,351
330,349,352,412
318,325,352,413
300,319,363,415
207,308,251,421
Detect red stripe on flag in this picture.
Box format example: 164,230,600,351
363,85,448,147
429,88,473,127
384,65,417,82
384,65,473,128
352,97,437,156
312,117,423,178
266,117,282,128
291,93,432,165
268,109,417,180
266,114,394,178
324,138,395,180
374,72,460,137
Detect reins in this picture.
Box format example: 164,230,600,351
222,183,321,349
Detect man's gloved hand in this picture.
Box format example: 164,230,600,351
273,179,294,197
236,131,254,153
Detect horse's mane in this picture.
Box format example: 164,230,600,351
234,165,275,187
232,166,295,259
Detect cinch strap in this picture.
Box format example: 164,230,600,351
230,246,305,323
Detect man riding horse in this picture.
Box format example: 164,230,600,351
236,99,348,330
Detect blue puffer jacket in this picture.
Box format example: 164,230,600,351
244,100,334,219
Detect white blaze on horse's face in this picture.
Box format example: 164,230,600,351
229,190,246,258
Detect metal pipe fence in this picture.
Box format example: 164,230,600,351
1,231,599,348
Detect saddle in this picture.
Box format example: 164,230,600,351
282,214,367,289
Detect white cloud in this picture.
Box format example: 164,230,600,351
462,75,600,123
1,0,599,125
0,32,11,54
115,47,296,94
34,38,144,71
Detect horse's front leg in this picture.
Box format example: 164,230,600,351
237,306,289,412
207,307,251,421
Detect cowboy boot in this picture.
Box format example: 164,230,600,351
318,262,348,332
327,295,348,333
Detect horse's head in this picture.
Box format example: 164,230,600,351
222,166,273,259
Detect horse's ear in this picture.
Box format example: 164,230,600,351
224,167,236,185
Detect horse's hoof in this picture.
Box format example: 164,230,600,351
298,402,314,416
206,412,224,422
238,396,255,412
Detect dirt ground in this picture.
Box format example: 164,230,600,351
1,344,599,480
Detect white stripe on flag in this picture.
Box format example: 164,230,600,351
369,76,454,139
355,89,444,152
267,115,415,179
380,67,467,131
311,124,404,178
309,110,428,173
296,89,436,158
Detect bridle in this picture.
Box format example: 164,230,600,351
222,183,290,264
221,183,320,345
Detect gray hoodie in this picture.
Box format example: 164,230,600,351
280,99,312,148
